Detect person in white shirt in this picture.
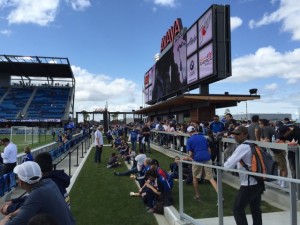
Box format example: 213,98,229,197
1,138,17,175
114,149,147,177
94,126,104,164
224,126,264,225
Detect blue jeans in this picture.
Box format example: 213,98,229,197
117,167,138,176
131,139,137,152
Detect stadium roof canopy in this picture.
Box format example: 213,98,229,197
135,94,260,115
0,55,75,85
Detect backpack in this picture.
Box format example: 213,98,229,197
240,143,278,185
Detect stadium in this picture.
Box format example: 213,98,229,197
0,3,299,225
0,55,75,148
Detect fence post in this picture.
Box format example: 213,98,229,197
74,146,79,167
178,161,184,220
290,182,297,225
68,150,71,177
217,167,224,225
81,142,84,158
84,139,87,153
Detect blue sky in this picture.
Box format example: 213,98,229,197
1,0,300,119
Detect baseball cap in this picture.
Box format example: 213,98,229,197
231,126,248,135
187,126,195,133
13,161,42,184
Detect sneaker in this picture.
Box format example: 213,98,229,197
147,208,154,213
129,192,135,196
277,180,282,186
193,196,201,202
113,171,119,176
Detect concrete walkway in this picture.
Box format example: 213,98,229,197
197,211,300,225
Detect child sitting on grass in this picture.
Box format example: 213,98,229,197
107,153,121,168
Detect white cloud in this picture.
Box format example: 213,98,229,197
67,0,91,11
150,0,177,7
0,0,60,26
249,0,300,41
231,17,243,31
265,83,278,91
0,0,91,26
0,29,11,36
71,66,142,112
226,46,300,83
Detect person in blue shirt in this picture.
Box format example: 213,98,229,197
22,146,33,163
183,126,218,201
130,125,139,152
209,115,225,166
209,115,225,135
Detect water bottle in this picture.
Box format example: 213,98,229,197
271,135,275,142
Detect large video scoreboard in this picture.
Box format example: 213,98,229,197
144,4,231,105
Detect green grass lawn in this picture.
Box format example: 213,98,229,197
70,145,158,225
70,145,281,225
0,134,54,153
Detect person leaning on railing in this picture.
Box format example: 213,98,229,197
0,138,17,176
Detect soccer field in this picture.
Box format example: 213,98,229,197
0,134,54,153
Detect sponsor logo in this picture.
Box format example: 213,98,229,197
199,12,212,46
187,35,197,47
200,51,212,66
189,60,194,70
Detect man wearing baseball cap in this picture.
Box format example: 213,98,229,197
0,161,75,225
183,126,218,202
224,126,264,225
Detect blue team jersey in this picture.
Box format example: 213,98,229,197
210,121,225,133
187,134,211,162
130,129,139,140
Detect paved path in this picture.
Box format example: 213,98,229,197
197,211,300,225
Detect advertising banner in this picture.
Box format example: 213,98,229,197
186,24,197,57
199,43,213,79
187,53,198,84
198,9,212,49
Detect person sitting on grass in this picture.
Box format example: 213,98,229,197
135,157,152,188
114,149,146,176
141,168,173,213
129,157,153,196
123,148,136,165
117,138,129,156
107,153,121,169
